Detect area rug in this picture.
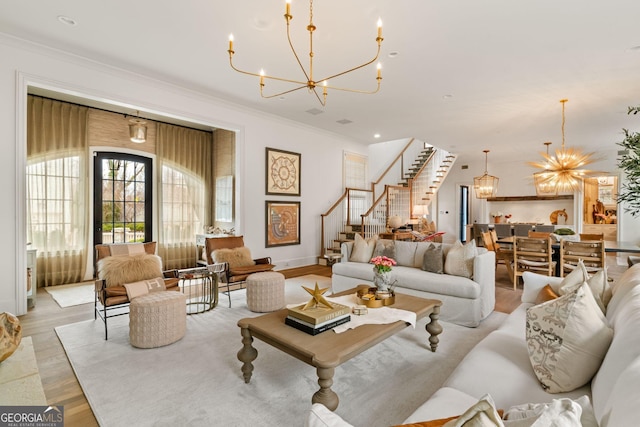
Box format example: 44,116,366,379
45,282,95,308
56,278,506,427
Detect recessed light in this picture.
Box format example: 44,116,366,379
388,51,399,58
374,133,381,139
442,94,454,99
626,45,640,53
57,15,77,26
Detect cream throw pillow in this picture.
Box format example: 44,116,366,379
212,247,255,268
559,261,610,313
503,395,597,427
444,240,476,279
349,233,378,263
526,283,613,393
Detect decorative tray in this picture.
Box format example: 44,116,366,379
356,285,395,308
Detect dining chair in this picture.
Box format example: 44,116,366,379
579,233,604,241
513,224,533,237
482,231,514,280
534,225,555,233
473,224,489,247
513,237,555,290
528,231,551,238
559,239,605,277
494,223,512,239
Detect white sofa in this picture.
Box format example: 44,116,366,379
400,266,640,426
331,240,495,327
309,265,640,426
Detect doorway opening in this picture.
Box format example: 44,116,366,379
459,185,470,242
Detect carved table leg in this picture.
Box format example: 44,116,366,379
425,305,443,352
237,327,258,383
312,366,339,411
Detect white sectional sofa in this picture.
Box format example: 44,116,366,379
310,265,640,426
331,240,495,327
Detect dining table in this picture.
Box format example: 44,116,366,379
496,236,640,253
496,236,640,277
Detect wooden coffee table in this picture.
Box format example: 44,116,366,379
237,289,442,411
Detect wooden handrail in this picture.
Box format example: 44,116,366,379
321,189,349,217
371,138,415,187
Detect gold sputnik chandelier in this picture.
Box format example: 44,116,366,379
227,0,384,106
532,142,557,195
529,99,597,193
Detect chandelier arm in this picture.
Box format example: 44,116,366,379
310,86,327,107
317,44,382,83
229,57,309,85
325,80,381,95
285,18,312,84
260,84,309,99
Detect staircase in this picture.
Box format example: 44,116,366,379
319,139,456,263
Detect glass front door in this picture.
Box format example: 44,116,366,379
94,152,152,245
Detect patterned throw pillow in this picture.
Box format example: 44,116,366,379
373,239,396,259
443,240,476,279
526,283,613,393
349,233,378,263
422,243,443,274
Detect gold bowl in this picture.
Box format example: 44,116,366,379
356,285,395,308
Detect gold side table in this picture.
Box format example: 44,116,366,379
178,267,218,314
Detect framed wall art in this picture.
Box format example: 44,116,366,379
265,200,300,247
266,147,301,196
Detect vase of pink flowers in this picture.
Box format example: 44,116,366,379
370,255,397,292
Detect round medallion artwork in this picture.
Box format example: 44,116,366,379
0,312,22,363
270,155,297,191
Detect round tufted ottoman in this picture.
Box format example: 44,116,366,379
129,291,186,348
246,271,286,312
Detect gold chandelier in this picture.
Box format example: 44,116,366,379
474,150,499,198
529,99,597,193
532,142,557,196
227,0,383,106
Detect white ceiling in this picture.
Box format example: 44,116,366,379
2,1,640,162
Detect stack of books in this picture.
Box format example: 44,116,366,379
285,303,351,335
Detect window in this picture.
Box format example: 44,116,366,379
161,164,205,243
215,175,233,222
343,151,368,189
27,155,83,252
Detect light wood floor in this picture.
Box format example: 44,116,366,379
19,264,522,427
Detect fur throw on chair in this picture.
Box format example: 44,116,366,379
97,254,164,287
212,247,256,268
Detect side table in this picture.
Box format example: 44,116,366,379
178,267,218,314
323,253,342,266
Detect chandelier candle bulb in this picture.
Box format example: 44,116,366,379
285,0,291,16
377,63,382,79
228,34,233,52
377,18,383,39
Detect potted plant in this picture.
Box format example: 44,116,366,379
617,106,640,217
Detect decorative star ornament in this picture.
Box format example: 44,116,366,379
301,282,333,310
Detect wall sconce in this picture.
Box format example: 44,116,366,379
128,111,147,143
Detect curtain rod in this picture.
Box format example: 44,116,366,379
27,94,215,134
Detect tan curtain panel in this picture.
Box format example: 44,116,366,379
27,96,90,286
156,122,214,269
